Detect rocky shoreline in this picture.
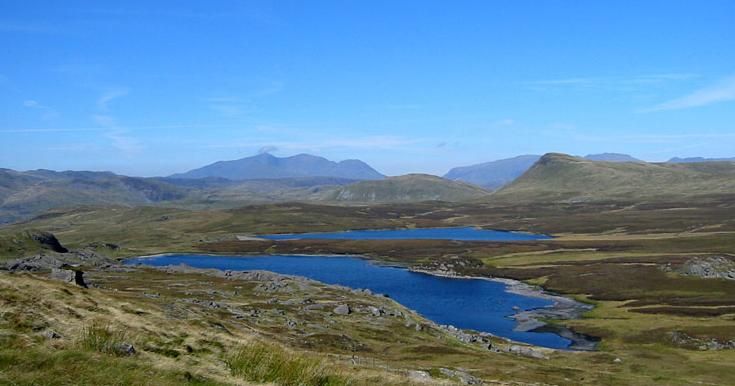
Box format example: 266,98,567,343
409,267,598,350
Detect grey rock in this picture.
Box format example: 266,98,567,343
407,370,431,382
507,345,547,359
674,256,735,280
333,304,351,315
49,267,88,288
114,343,136,356
439,368,483,385
44,330,62,339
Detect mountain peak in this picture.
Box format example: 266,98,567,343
170,153,384,181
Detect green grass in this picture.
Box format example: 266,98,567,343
0,347,221,385
226,341,350,386
78,323,134,356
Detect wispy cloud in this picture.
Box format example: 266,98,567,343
574,132,735,144
206,96,256,117
645,75,735,112
0,21,56,33
23,99,59,120
0,123,255,134
492,118,515,126
258,145,278,154
97,87,129,111
91,88,143,156
525,73,699,89
206,135,420,152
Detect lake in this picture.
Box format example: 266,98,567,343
126,253,574,349
259,226,552,241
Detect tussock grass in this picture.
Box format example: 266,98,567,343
226,341,349,386
78,323,132,356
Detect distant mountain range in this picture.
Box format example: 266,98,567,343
444,153,641,190
668,157,735,163
326,174,491,203
170,153,384,181
3,151,734,224
583,153,642,162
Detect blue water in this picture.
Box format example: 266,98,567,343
126,254,571,349
260,226,551,241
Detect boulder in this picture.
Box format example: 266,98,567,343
333,304,351,315
50,267,88,288
114,343,136,356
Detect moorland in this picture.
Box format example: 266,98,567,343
2,153,735,385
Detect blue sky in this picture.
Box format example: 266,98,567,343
1,1,734,176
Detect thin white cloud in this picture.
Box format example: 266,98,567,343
0,21,56,33
97,87,129,111
525,73,699,89
205,135,421,152
645,75,735,111
23,99,59,120
106,130,144,155
493,118,515,126
206,96,255,117
0,123,255,134
575,132,735,144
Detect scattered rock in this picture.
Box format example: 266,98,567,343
44,330,62,340
114,343,136,356
333,304,351,315
672,256,735,280
367,306,384,317
407,370,432,382
439,368,483,384
507,345,547,359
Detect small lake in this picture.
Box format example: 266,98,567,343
260,226,551,241
127,254,573,349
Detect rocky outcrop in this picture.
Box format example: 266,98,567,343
670,256,735,280
28,231,68,253
50,266,88,288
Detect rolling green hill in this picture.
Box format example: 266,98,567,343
492,153,735,203
325,173,491,203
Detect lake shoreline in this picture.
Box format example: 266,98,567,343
409,268,598,350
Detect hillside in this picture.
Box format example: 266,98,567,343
444,155,541,190
0,169,189,224
325,174,491,203
492,153,735,203
171,153,384,180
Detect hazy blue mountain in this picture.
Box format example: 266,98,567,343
443,155,541,190
325,174,491,203
170,153,384,181
583,153,642,162
668,156,735,163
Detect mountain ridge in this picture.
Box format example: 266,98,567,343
170,153,385,181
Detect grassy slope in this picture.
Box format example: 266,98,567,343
3,169,735,384
492,153,735,202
